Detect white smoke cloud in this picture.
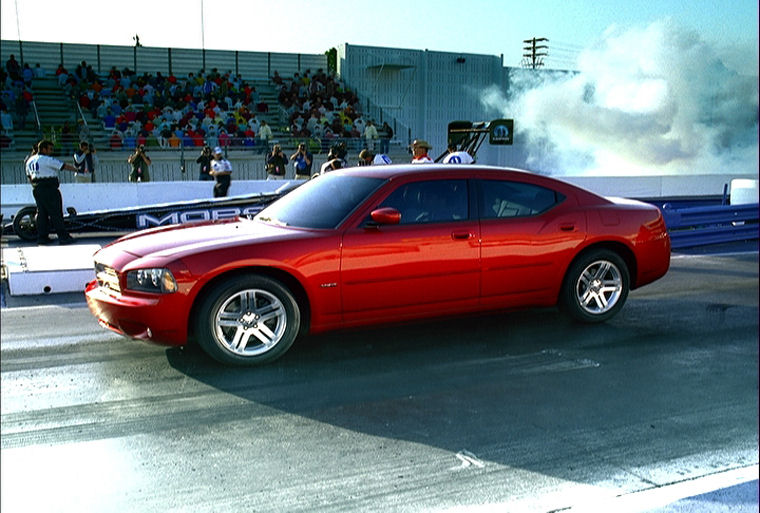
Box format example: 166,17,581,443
483,19,759,175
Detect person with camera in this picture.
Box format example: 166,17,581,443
290,142,313,180
196,145,213,181
127,144,152,182
73,140,98,182
265,144,288,180
209,146,232,197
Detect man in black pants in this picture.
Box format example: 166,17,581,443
25,140,79,245
209,146,232,197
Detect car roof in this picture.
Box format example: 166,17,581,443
333,164,537,181
333,164,609,206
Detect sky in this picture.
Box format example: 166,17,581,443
2,0,758,176
1,0,758,73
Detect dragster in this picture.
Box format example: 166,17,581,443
1,184,299,242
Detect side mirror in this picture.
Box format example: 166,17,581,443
369,207,401,225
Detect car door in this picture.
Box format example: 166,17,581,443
477,178,586,308
340,178,480,325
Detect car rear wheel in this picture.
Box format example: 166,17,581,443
195,275,301,365
561,249,629,323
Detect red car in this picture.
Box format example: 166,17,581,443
85,166,671,365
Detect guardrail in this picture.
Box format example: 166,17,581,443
661,203,759,249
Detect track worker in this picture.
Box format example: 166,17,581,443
24,139,77,245
209,146,233,197
442,143,475,164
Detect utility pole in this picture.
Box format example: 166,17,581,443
522,37,548,69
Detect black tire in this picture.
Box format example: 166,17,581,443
194,274,301,366
13,206,38,242
560,249,630,323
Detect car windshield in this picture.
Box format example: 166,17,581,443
255,174,385,229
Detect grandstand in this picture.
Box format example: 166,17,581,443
0,40,413,184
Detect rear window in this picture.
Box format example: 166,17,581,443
479,180,564,219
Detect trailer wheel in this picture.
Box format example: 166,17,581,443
13,206,38,242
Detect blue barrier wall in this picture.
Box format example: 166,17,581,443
660,203,759,249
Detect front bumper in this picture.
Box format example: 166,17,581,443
85,280,188,346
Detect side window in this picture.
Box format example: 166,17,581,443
479,180,564,219
380,180,468,224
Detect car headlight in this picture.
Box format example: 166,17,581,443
126,268,178,294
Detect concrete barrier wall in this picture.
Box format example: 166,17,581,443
0,180,297,219
1,174,757,220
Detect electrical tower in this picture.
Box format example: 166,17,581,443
521,37,548,69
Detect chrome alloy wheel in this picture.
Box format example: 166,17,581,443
575,260,623,315
214,288,287,356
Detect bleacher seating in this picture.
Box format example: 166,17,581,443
3,56,385,158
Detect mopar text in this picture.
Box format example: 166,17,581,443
136,206,263,228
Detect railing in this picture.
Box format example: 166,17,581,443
30,100,42,136
0,135,410,184
662,203,759,249
75,101,88,128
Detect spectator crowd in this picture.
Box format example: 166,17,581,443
1,54,41,148
35,59,393,156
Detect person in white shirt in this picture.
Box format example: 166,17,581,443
410,139,434,164
442,149,474,164
209,146,233,197
363,121,379,152
25,140,79,245
358,149,392,166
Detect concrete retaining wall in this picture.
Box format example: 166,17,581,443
2,174,757,220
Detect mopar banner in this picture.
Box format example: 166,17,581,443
489,119,514,145
3,191,289,242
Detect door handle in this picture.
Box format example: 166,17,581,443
452,231,473,240
559,223,575,232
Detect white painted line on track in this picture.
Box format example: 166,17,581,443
565,464,759,513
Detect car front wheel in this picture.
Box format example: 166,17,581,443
195,275,301,365
561,249,629,323
13,206,38,242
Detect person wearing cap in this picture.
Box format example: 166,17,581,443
209,146,233,197
411,139,433,164
442,143,475,164
127,144,152,182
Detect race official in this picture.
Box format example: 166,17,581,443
25,139,77,245
411,139,433,164
358,149,392,166
209,146,232,197
442,151,474,164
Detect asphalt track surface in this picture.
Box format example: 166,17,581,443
0,245,758,512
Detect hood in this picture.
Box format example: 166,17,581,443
97,219,305,263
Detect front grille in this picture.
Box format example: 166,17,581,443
95,263,121,293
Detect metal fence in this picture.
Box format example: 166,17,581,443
0,136,410,184
1,40,328,82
